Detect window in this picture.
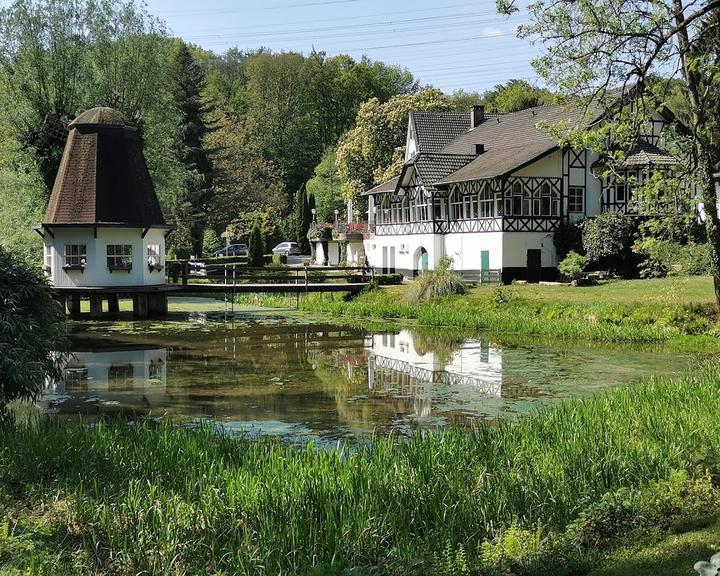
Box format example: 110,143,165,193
616,183,627,203
43,245,52,272
540,183,552,216
506,181,524,216
414,191,430,222
147,244,162,271
433,196,445,221
450,191,463,221
64,244,86,268
568,187,585,213
401,198,410,222
379,196,390,224
463,194,477,219
108,363,134,391
107,244,133,270
479,183,494,218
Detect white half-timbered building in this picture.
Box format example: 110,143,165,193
361,103,678,282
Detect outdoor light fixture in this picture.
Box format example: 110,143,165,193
311,208,316,222
334,209,339,222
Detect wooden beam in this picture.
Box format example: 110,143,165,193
141,227,150,238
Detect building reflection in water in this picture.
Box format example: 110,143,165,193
49,347,167,396
362,329,502,418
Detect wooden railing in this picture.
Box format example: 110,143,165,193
166,261,374,288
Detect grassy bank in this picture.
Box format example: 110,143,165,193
297,276,720,346
4,365,720,574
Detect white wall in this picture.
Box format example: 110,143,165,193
502,232,557,268
444,232,503,271
46,226,166,287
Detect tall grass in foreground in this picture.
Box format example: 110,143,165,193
3,365,720,574
406,256,467,304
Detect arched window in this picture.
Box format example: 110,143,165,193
401,197,409,222
540,182,552,216
511,181,523,215
479,181,493,218
380,195,390,224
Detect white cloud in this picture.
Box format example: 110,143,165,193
482,26,504,38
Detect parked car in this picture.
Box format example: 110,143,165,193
212,244,248,257
272,241,301,256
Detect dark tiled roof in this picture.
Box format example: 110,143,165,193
622,141,679,166
43,108,166,227
435,104,600,185
69,106,130,127
412,153,476,191
411,111,471,153
362,176,400,196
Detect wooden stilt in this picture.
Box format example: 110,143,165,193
69,295,81,318
107,294,120,316
133,293,148,320
89,295,103,319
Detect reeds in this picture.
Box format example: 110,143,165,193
3,365,720,574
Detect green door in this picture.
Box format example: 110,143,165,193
420,249,428,271
480,250,490,283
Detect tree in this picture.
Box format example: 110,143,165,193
0,246,67,419
202,228,223,256
173,41,213,253
336,88,452,202
582,212,639,276
294,185,311,254
306,147,345,223
248,219,264,267
558,251,587,282
498,0,720,304
481,79,555,113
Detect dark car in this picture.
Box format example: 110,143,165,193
213,244,248,257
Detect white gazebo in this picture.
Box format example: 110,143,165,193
35,107,172,318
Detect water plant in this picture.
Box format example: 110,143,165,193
405,255,467,304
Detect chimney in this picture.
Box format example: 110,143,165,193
471,105,485,128
474,143,485,155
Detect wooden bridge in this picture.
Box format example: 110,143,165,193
53,263,373,319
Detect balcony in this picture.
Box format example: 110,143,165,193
331,221,372,241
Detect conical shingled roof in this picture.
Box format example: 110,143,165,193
43,107,167,227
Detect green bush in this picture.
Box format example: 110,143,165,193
248,219,264,267
0,246,68,417
634,238,712,278
167,245,192,260
272,253,288,266
582,212,639,276
202,229,223,256
553,221,584,260
406,256,466,303
558,251,587,281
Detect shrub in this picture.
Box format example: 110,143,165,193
634,238,712,278
167,245,192,260
272,253,288,266
406,256,466,303
582,212,639,277
553,221,584,260
558,251,587,281
0,246,68,418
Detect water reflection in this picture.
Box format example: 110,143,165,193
43,314,691,440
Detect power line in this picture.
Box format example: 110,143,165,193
158,0,367,18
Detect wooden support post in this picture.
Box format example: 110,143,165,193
133,293,148,320
89,295,103,319
107,294,120,315
69,294,81,318
147,293,168,318
182,262,189,286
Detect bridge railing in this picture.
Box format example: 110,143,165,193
166,261,374,288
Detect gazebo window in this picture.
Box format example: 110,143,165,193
568,187,585,213
147,244,162,271
107,244,133,271
43,245,52,272
64,244,87,269
479,183,494,218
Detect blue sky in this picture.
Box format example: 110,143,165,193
144,0,541,94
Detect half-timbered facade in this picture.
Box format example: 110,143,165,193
361,103,677,282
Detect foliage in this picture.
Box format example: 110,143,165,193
336,88,451,201
553,221,584,260
559,251,587,282
167,245,191,260
271,253,288,266
405,255,467,304
498,0,720,303
248,219,264,267
582,212,639,277
481,79,555,113
634,239,712,278
6,367,720,573
306,146,345,223
0,246,67,417
202,228,223,256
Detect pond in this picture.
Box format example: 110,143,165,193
42,297,695,441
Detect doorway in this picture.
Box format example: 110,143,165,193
480,250,490,283
526,249,541,283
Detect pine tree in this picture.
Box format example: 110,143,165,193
248,219,264,267
174,42,213,254
294,185,311,254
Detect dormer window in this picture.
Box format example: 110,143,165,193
107,244,132,272
63,244,87,271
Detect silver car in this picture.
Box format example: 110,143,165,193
272,241,301,256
